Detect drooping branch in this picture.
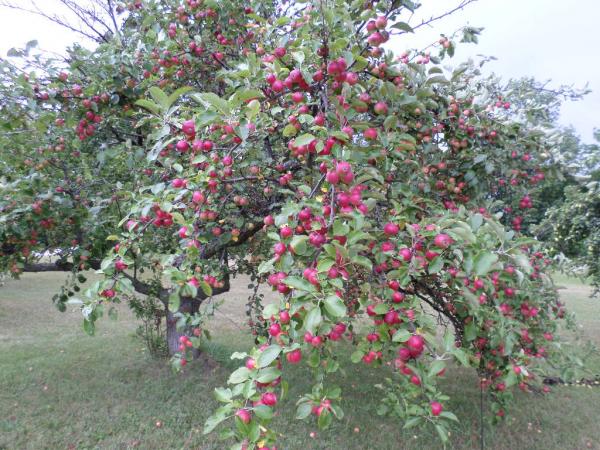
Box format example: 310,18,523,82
411,276,465,343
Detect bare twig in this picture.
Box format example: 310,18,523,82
0,0,116,44
404,0,479,35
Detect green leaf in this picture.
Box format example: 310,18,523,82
170,212,185,225
373,303,389,315
403,416,423,428
257,345,281,368
233,88,263,103
317,258,336,273
169,292,180,312
464,322,477,342
219,429,236,441
392,329,411,343
191,92,231,115
257,258,276,275
291,50,305,65
228,367,250,384
324,295,346,318
440,411,459,422
360,166,385,185
282,124,298,137
196,111,218,127
505,369,518,387
485,217,508,243
83,319,95,336
391,22,414,33
474,252,499,276
296,402,312,420
428,256,444,274
284,276,317,293
353,55,368,71
317,409,333,429
246,99,260,119
253,404,273,420
330,130,349,142
470,213,484,231
350,350,364,363
135,99,160,115
199,280,212,297
473,154,487,164
256,367,281,383
352,255,372,270
383,115,398,130
452,348,470,366
203,409,229,434
428,360,446,378
435,424,449,442
214,387,232,403
248,420,260,442
448,226,476,244
275,16,291,26
307,348,320,368
289,235,308,255
304,306,322,334
426,75,449,85
167,86,193,107
347,230,371,246
294,133,315,146
333,219,350,236
149,87,169,110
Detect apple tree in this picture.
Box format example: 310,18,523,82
0,0,590,447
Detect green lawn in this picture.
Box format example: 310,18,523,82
1,272,599,450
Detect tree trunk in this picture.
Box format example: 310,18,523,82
166,296,202,358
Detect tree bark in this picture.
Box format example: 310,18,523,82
166,296,202,358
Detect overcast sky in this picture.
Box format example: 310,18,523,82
1,0,598,143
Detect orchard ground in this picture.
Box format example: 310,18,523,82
1,272,599,450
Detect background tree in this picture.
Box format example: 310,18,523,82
535,128,600,296
539,182,600,295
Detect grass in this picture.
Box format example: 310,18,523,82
1,272,600,449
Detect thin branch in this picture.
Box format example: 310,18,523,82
0,0,106,43
309,173,326,198
106,0,122,45
57,0,111,43
405,0,479,35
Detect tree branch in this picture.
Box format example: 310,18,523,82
23,258,100,272
0,0,108,44
404,0,479,35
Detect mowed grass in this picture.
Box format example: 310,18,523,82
1,272,600,450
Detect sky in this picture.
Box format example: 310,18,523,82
0,0,598,144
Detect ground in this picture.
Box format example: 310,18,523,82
0,272,599,450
